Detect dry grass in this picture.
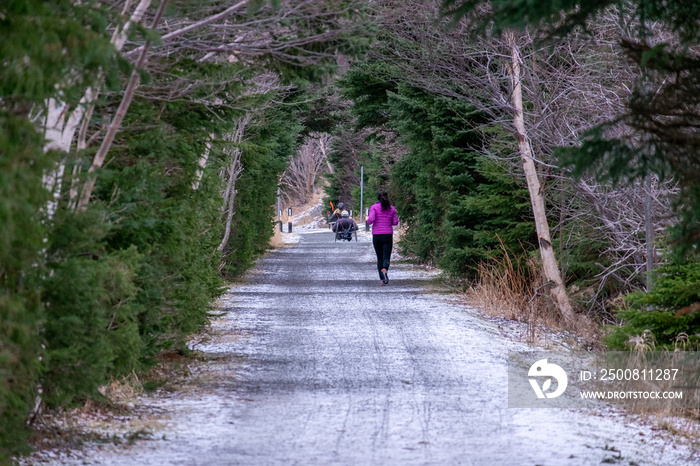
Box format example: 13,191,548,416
465,243,599,346
612,345,700,428
466,247,557,339
269,226,288,249
97,371,143,405
653,415,700,445
20,351,194,463
466,250,700,439
286,188,325,223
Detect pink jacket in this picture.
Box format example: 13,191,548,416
367,203,398,235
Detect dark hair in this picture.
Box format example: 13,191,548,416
378,191,390,211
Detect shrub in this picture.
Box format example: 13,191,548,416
0,113,49,460
605,259,700,350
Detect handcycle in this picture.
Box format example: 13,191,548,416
333,222,357,242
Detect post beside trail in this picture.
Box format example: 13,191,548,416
360,166,364,223
288,208,292,233
277,186,281,224
365,207,370,232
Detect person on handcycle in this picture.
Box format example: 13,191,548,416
332,210,358,241
328,202,345,224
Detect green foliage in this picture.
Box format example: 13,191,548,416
605,259,700,350
43,209,142,406
337,63,535,276
0,0,367,459
0,0,118,106
34,87,231,406
441,0,613,35
0,112,49,461
221,103,300,276
324,127,365,211
390,89,534,275
0,6,126,450
96,95,227,354
326,62,395,210
340,61,397,129
442,156,536,274
298,84,349,135
442,0,700,40
32,53,309,418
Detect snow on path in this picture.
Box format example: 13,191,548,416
41,229,696,465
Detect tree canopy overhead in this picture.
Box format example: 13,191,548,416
442,0,700,39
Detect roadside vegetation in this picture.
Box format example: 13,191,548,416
0,0,365,461
3,0,700,461
326,1,700,354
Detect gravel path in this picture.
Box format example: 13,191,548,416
54,229,695,465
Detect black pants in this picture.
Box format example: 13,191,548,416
372,234,393,279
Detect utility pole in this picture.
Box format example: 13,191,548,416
277,185,282,232
645,176,654,291
360,165,364,224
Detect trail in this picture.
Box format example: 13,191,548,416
48,229,694,465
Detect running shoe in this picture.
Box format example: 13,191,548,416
381,268,389,285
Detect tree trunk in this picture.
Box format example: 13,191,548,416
217,115,250,252
193,134,214,190
644,175,654,291
217,149,244,252
321,137,334,174
506,31,575,323
42,92,89,219
42,0,153,217
77,0,167,211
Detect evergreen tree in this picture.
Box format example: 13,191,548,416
442,0,700,251
0,114,50,460
0,0,115,458
221,102,301,276
605,258,700,350
338,62,535,276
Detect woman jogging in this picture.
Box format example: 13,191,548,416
367,191,399,285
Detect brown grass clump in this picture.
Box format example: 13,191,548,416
97,371,143,406
466,249,552,320
20,351,195,463
269,227,287,248
609,345,700,428
465,242,599,346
